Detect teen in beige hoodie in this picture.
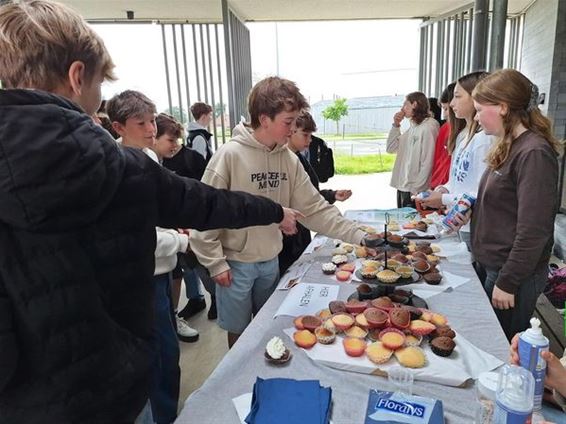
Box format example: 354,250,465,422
190,121,366,345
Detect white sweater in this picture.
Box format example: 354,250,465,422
437,129,495,232
387,117,439,193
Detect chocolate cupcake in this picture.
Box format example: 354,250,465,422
329,300,346,314
412,251,428,261
423,272,442,285
389,308,411,329
356,283,375,301
431,325,456,339
413,260,430,274
430,336,456,357
404,305,423,320
415,245,434,255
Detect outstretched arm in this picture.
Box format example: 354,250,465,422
0,275,18,393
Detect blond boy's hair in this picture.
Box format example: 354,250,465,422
248,77,309,129
0,0,115,90
106,90,157,124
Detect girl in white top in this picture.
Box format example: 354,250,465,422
421,71,495,244
387,91,439,208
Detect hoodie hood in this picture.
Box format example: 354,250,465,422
0,89,124,231
230,122,288,154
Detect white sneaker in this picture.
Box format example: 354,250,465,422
176,316,199,343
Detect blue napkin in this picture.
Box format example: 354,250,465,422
245,377,332,424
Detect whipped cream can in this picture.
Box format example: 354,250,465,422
441,193,475,230
518,318,549,411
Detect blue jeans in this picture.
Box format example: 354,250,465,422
134,401,154,424
479,264,548,340
216,258,279,334
184,268,203,300
150,273,180,424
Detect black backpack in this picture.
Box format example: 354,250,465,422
308,135,335,183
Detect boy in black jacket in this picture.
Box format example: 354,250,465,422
0,1,299,423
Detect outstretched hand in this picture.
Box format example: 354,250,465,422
334,190,352,202
279,207,305,235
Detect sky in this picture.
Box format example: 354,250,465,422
93,19,421,113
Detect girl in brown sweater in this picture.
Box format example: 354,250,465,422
468,69,561,340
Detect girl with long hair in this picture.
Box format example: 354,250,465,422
387,92,439,207
466,69,560,339
420,71,495,250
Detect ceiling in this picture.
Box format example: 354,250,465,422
60,0,536,23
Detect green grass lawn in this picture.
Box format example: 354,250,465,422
323,132,388,141
335,153,396,175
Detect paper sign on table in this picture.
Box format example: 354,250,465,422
277,261,313,290
303,235,328,254
274,283,339,318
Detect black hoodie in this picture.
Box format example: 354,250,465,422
0,89,283,423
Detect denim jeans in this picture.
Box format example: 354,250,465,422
134,401,154,424
478,263,548,340
216,258,279,334
184,268,203,300
150,273,180,424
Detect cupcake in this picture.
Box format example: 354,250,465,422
404,334,423,347
329,300,346,314
426,255,440,265
415,245,433,255
412,251,428,261
322,262,337,275
343,337,367,357
340,243,355,253
388,234,403,244
293,330,317,349
344,325,368,339
356,283,374,300
377,269,401,284
392,254,409,264
431,313,448,327
354,246,368,258
404,306,423,320
366,342,394,364
361,266,378,279
301,315,322,332
331,254,348,265
409,319,436,336
395,265,414,279
363,233,385,248
331,313,355,331
430,336,456,357
389,308,411,329
431,325,456,339
394,346,427,368
386,259,401,270
355,312,370,329
314,326,336,344
423,272,442,285
332,247,348,256
379,328,406,350
340,263,356,273
317,308,332,320
413,260,430,274
371,296,394,311
362,259,382,268
265,336,292,364
336,270,352,281
364,307,389,329
345,300,369,314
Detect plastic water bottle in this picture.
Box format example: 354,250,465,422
493,365,534,424
518,317,549,411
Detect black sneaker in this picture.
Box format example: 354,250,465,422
178,298,206,319
207,296,217,320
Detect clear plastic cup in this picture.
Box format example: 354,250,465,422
388,366,414,396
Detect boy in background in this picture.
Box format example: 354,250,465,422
188,101,214,166
190,77,367,348
0,2,300,422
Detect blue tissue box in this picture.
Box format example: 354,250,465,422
365,390,444,424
